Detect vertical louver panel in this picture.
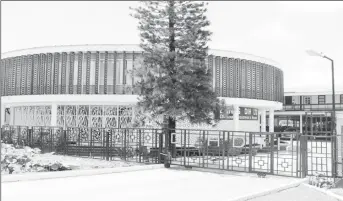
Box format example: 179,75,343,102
222,57,228,97
26,55,33,95
0,49,284,103
53,53,60,94
228,58,234,97
95,51,100,94
68,52,75,94
11,58,16,96
85,52,91,94
241,60,246,98
246,61,252,99
61,52,67,94
77,52,83,94
20,56,27,95
39,54,46,94
4,59,9,96
15,57,22,95
46,53,53,94
32,55,40,95
264,65,269,100
235,59,241,98
104,51,108,94
251,61,256,99
255,62,261,99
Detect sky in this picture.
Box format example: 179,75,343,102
2,1,343,92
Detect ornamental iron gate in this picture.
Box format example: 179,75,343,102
303,112,341,178
1,124,340,178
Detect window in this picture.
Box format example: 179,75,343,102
285,96,292,105
304,96,311,105
318,95,325,104
340,95,343,104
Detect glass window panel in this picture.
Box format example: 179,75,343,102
304,96,311,105
318,95,326,104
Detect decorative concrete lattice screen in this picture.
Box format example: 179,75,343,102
57,105,133,128
13,106,51,126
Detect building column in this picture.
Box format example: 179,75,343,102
260,109,266,132
51,104,57,127
9,107,15,125
269,109,274,132
300,114,303,133
1,104,5,127
233,105,240,131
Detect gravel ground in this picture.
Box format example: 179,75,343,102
250,184,339,201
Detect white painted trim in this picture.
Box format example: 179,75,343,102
219,97,283,110
1,44,281,69
2,95,283,111
1,94,139,107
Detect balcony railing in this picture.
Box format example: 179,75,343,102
283,103,343,111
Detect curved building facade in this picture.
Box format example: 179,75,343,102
0,45,284,132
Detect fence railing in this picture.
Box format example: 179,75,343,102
1,125,340,178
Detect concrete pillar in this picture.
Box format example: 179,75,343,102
51,104,57,127
9,107,15,125
260,109,266,132
269,109,274,132
1,103,5,127
300,114,303,133
233,105,240,131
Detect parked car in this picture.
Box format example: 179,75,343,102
280,127,299,140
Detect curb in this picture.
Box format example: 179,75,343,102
2,164,164,183
303,183,343,201
228,178,309,201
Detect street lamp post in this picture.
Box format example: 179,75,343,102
306,49,336,177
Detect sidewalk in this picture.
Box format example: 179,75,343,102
250,184,341,201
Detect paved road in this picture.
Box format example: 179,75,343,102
251,184,339,201
3,168,301,201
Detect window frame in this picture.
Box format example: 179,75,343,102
303,96,311,105
318,95,326,104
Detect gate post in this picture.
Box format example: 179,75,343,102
249,132,253,173
123,129,127,161
270,134,274,174
138,129,142,163
106,129,110,161
300,135,308,178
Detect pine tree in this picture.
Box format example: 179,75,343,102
131,1,220,129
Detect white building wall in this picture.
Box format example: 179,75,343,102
215,120,259,132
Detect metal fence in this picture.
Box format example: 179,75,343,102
1,125,340,178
